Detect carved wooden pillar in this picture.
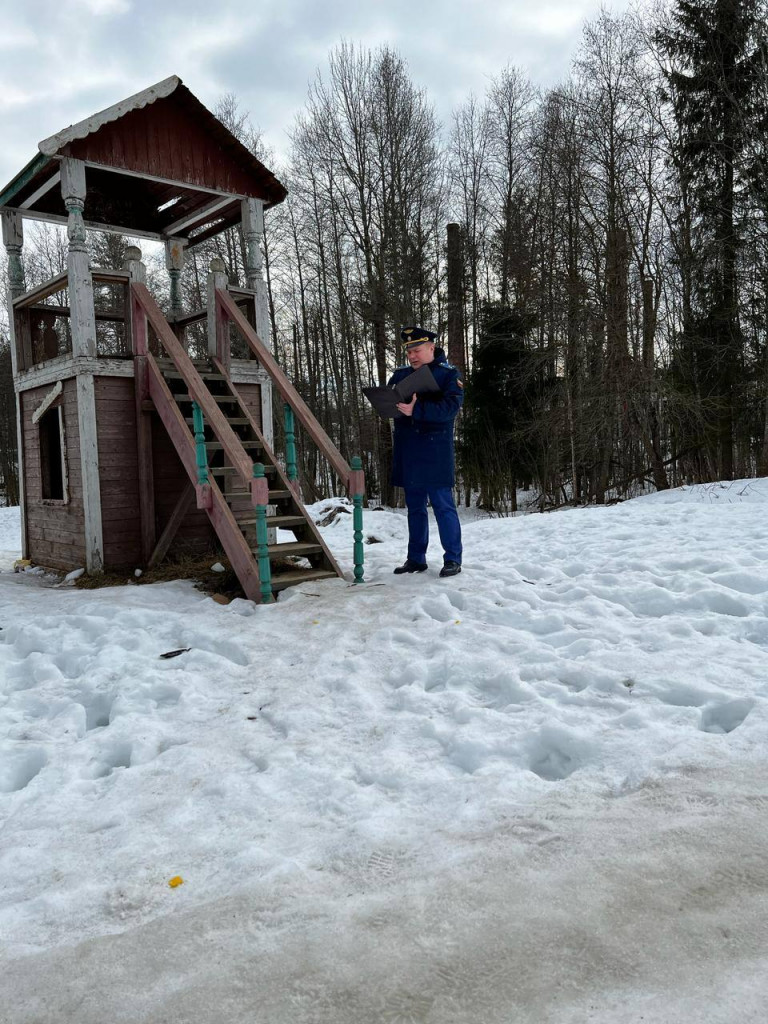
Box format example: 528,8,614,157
61,158,97,359
165,237,186,319
2,210,25,302
2,211,25,378
1,209,28,557
241,197,274,447
61,157,103,572
241,198,271,338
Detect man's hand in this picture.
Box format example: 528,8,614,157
396,394,417,416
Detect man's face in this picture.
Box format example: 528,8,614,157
406,341,435,369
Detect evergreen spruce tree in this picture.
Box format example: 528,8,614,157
458,304,541,511
657,0,765,478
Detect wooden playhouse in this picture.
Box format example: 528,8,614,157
1,76,365,602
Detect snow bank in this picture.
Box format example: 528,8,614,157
633,476,768,505
0,505,21,569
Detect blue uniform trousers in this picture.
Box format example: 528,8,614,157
405,486,462,565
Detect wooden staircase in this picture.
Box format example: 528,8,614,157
159,360,341,593
130,281,364,603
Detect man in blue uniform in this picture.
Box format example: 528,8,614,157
389,327,463,578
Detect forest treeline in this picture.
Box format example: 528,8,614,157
2,0,768,510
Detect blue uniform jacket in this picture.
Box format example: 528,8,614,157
388,348,463,490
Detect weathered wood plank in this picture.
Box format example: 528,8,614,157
133,354,155,562
25,304,126,325
91,270,131,284
12,272,69,309
148,482,194,568
76,374,104,572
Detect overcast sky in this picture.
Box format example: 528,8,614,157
0,0,632,192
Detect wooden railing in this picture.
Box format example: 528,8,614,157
169,290,257,361
11,268,131,371
215,287,364,497
215,286,366,582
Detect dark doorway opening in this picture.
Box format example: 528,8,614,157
40,406,65,500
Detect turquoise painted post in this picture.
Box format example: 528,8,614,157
192,401,208,485
351,455,364,584
284,403,298,482
253,463,274,603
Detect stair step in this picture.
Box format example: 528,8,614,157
211,465,275,476
237,514,306,528
160,365,226,382
269,568,338,592
206,440,262,452
174,393,239,405
185,417,252,427
266,541,321,556
226,488,292,501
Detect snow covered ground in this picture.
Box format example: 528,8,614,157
1,480,768,1023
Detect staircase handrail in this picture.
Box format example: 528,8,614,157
215,287,363,496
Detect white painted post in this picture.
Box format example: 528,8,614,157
206,257,229,362
61,158,103,572
123,245,146,285
2,210,28,555
241,198,274,448
165,237,186,319
123,246,147,358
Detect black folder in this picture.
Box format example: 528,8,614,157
363,365,441,419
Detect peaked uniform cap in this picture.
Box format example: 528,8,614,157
401,326,437,349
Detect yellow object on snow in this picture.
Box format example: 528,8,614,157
13,559,31,572
168,876,184,888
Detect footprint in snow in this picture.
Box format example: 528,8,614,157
694,588,750,617
86,741,133,779
0,746,47,793
182,637,250,666
379,991,434,1023
387,664,421,689
470,671,533,709
699,699,754,735
654,681,722,708
387,628,421,646
709,570,768,595
366,850,400,881
54,650,92,680
147,683,181,708
417,595,459,623
524,725,598,781
74,689,114,730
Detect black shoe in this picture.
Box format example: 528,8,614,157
439,561,462,578
393,559,428,575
